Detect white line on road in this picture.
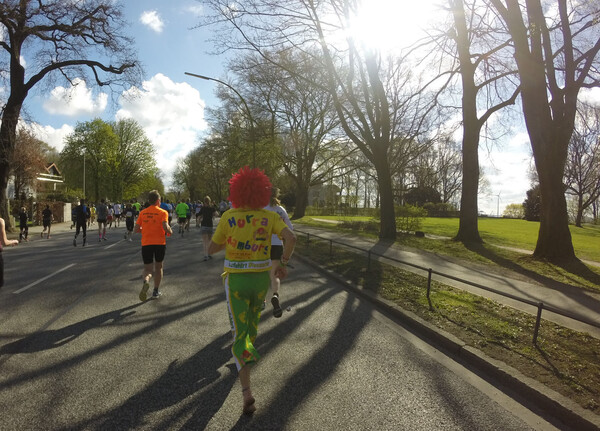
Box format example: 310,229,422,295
105,239,125,250
13,263,76,294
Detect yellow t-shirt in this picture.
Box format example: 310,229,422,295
212,208,288,273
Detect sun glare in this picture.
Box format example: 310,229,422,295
345,0,441,54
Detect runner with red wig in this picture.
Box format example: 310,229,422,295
209,166,296,416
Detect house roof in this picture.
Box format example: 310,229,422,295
45,163,61,176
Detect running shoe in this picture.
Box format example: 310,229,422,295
152,289,162,299
139,280,150,301
271,294,283,318
73,238,76,247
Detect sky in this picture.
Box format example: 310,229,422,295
14,0,568,216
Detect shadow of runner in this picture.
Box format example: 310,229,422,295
232,291,373,430
60,332,236,431
0,303,145,354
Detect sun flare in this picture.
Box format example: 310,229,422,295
345,0,441,54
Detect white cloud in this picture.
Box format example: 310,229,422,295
116,73,207,182
42,78,108,117
140,10,164,33
185,5,204,16
28,123,75,153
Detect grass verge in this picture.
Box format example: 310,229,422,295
295,238,600,415
296,217,600,294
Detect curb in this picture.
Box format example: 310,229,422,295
296,254,600,431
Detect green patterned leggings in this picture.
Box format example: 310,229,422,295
224,271,270,370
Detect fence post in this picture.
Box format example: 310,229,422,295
533,302,544,344
427,268,434,310
427,268,432,299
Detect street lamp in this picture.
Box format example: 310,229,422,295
496,192,500,218
83,148,86,199
185,72,256,167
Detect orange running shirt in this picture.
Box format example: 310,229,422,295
136,204,169,246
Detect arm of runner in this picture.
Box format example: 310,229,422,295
208,240,225,255
162,220,173,236
0,218,18,247
279,227,296,264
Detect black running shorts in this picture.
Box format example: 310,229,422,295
141,245,166,264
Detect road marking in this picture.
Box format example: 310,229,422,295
105,239,124,250
13,263,76,294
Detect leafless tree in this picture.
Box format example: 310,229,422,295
228,51,348,218
565,102,600,227
488,0,600,260
197,0,440,239
430,0,520,243
0,0,141,227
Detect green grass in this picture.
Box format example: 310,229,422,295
295,216,600,293
421,217,600,262
298,216,600,263
295,239,600,414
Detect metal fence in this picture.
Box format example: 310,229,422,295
297,229,600,344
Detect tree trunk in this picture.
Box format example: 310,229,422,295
575,194,583,228
451,0,483,244
532,134,576,260
373,151,396,239
0,98,25,230
455,127,482,243
292,183,309,220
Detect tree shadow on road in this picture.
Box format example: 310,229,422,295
85,332,237,431
0,303,145,354
0,294,225,392
463,242,600,314
464,242,600,291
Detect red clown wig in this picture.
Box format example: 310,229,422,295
228,166,272,209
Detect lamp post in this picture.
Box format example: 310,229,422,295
83,148,86,199
496,192,500,218
185,72,256,168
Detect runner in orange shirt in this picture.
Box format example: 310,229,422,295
134,190,173,301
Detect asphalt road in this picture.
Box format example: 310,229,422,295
0,224,567,430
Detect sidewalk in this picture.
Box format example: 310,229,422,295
295,224,600,339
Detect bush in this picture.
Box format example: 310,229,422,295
395,205,427,232
339,220,379,232
423,202,458,217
